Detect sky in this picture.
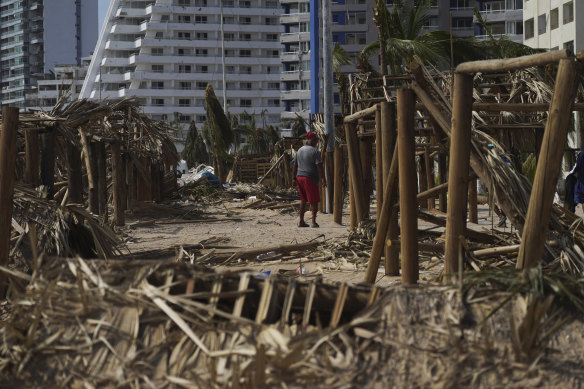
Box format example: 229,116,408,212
98,0,109,31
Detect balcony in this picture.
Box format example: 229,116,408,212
280,32,310,43
116,7,147,18
110,23,142,34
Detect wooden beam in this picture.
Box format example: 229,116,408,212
444,73,474,277
344,122,367,223
456,49,571,74
382,102,399,276
517,59,582,269
343,104,379,123
397,88,418,285
472,102,584,112
375,105,383,221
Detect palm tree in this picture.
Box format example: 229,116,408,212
181,121,209,168
204,84,234,181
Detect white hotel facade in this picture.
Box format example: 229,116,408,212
80,0,283,144
523,1,581,52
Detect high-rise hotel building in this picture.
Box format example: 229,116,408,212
0,0,97,108
80,0,283,144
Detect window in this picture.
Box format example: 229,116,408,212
564,40,574,53
177,48,187,56
152,81,164,89
525,18,534,39
550,8,558,30
177,0,192,5
240,99,252,107
195,0,207,6
241,82,252,90
538,14,546,35
152,64,163,73
267,99,279,107
506,21,523,35
240,66,252,74
179,81,192,90
239,49,251,57
195,48,208,56
151,98,164,106
266,33,277,41
346,12,366,25
270,50,279,57
178,99,191,107
223,16,235,24
179,115,191,123
195,15,207,23
151,48,163,56
198,65,208,73
196,82,207,90
563,2,574,24
240,33,251,41
226,65,235,73
177,32,191,40
196,32,208,40
267,82,280,90
453,17,472,29
155,32,163,39
505,0,522,10
240,17,251,25
240,0,251,7
178,65,191,73
197,115,207,122
346,33,366,45
265,17,275,25
224,33,235,40
450,0,469,8
178,15,191,23
226,82,236,90
160,15,169,22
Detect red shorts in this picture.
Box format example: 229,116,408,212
296,176,320,203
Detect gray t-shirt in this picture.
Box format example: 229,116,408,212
293,145,322,183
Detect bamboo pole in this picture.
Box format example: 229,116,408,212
349,174,357,230
96,141,107,221
0,107,18,293
333,147,344,224
364,142,398,284
457,49,571,74
382,102,399,275
40,129,56,200
66,143,83,204
375,105,383,221
425,142,435,209
111,141,125,226
343,104,378,123
468,177,478,224
444,73,474,277
397,88,418,284
517,59,582,270
359,136,372,216
24,129,40,186
326,151,334,214
472,102,584,112
344,122,367,223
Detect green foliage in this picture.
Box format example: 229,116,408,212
181,121,209,167
237,111,281,155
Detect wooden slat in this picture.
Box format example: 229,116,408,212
329,283,348,329
232,273,250,318
302,280,317,328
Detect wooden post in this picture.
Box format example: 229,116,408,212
40,129,56,200
397,88,418,285
364,142,398,284
88,141,100,213
359,130,372,215
383,102,399,276
111,142,125,226
444,73,474,277
333,147,344,224
0,107,18,293
126,154,136,208
425,142,435,209
67,143,83,204
418,153,428,209
517,59,581,270
151,161,162,203
468,177,478,224
438,148,448,212
96,141,107,221
326,151,334,214
349,174,357,230
137,157,152,201
375,105,383,221
24,129,40,186
344,122,367,222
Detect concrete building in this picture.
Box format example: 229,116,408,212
523,1,580,52
0,0,98,108
475,0,523,42
80,0,283,146
25,57,91,111
280,0,377,123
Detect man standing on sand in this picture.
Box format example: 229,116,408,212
292,132,326,228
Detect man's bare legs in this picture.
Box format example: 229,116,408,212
310,202,318,227
298,199,308,227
